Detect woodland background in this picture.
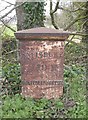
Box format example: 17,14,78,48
0,0,88,118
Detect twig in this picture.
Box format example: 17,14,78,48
70,32,88,36
66,39,86,49
58,3,85,12
64,14,88,31
0,5,12,12
1,0,15,5
0,15,16,36
0,20,16,32
65,35,75,48
81,19,88,30
1,20,16,32
0,2,25,20
64,64,73,71
2,50,18,55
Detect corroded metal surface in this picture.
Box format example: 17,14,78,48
19,40,64,99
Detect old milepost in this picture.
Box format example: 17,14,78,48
15,27,69,99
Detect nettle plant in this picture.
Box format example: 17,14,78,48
23,2,46,29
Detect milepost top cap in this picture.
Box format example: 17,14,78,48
15,27,70,41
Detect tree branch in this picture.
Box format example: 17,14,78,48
52,0,60,14
70,32,88,36
2,50,18,56
58,3,85,12
65,39,86,50
0,15,16,35
65,35,75,48
58,6,83,12
2,0,15,5
0,5,12,13
1,20,16,32
64,14,88,31
0,2,25,20
50,0,59,29
81,18,88,30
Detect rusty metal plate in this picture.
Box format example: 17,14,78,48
19,40,64,99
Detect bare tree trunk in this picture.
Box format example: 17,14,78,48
16,1,25,30
16,1,45,30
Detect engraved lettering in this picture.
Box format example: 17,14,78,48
22,80,63,85
26,51,53,59
36,64,47,71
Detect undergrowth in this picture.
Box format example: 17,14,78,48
1,37,87,118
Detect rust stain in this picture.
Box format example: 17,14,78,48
15,27,70,99
19,40,64,99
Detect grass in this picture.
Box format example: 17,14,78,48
1,28,87,118
0,24,17,39
64,65,86,118
1,64,86,118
